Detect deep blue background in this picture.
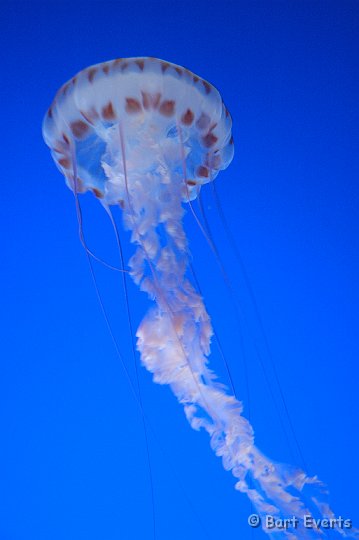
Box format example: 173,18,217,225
1,1,358,539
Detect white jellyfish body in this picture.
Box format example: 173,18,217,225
43,57,356,539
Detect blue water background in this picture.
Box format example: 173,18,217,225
1,1,358,539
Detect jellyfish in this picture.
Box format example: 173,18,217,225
42,57,356,539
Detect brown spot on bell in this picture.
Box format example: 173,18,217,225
58,157,71,169
196,113,210,130
87,67,97,83
92,188,104,199
135,59,145,71
181,109,194,125
197,166,209,178
202,80,211,94
159,100,175,117
202,132,218,148
102,102,116,120
125,98,142,114
70,120,90,139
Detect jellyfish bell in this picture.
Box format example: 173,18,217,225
43,57,356,539
42,56,234,207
